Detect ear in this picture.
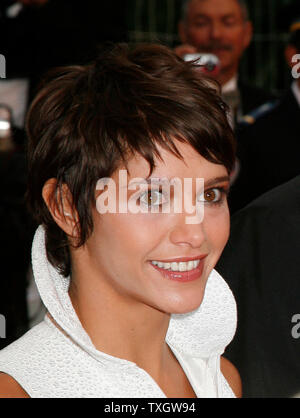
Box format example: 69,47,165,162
178,21,188,44
242,21,253,50
42,178,80,240
285,44,298,69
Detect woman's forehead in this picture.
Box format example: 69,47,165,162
113,142,227,182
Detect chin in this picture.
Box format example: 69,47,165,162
160,291,206,315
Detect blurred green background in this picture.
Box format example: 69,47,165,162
127,0,296,95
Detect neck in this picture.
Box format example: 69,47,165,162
68,265,172,379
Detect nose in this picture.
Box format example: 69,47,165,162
210,22,223,40
169,213,206,249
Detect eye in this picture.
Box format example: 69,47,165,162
193,19,209,28
139,189,167,207
223,16,238,26
197,188,225,204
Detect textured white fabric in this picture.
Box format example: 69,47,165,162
0,225,237,398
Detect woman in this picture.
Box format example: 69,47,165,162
0,43,241,398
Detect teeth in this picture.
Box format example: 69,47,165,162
151,259,201,272
171,262,178,271
188,260,194,270
179,262,187,272
193,260,200,268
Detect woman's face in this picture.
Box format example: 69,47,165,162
80,141,230,314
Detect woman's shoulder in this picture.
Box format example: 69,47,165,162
220,356,242,398
0,319,59,398
0,373,30,398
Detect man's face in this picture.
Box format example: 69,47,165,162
180,0,252,76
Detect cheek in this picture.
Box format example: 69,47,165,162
204,208,230,254
229,29,249,50
188,28,209,44
99,213,167,260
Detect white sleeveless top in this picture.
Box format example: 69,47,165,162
0,226,237,398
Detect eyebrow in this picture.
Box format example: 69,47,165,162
127,177,170,186
193,13,237,19
204,176,230,187
129,176,230,187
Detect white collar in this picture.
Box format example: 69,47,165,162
31,225,237,362
291,81,300,107
222,75,238,94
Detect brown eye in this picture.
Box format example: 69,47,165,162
204,189,217,202
197,188,223,204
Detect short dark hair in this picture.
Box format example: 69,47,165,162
181,0,249,23
26,43,236,277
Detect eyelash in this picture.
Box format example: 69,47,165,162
198,187,229,206
138,187,228,208
139,189,168,207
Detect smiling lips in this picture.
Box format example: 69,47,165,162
150,256,207,282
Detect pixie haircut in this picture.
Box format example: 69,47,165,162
26,43,236,277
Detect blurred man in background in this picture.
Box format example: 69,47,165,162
175,0,273,126
228,2,300,213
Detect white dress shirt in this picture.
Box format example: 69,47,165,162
291,81,300,108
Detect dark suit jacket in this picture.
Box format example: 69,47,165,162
238,80,275,116
229,88,300,213
217,176,300,398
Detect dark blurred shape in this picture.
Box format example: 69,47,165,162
218,176,300,398
0,103,30,349
0,128,34,349
0,0,128,96
229,89,300,213
279,0,300,33
32,0,128,71
229,1,300,213
0,0,128,348
217,2,300,398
